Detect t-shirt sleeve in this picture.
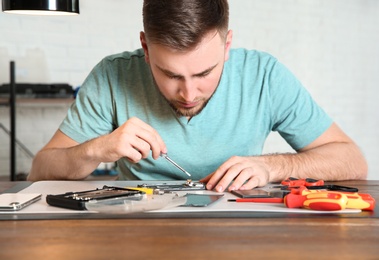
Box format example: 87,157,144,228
267,60,333,150
59,59,115,143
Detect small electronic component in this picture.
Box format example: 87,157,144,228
138,179,205,193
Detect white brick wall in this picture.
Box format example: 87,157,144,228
0,0,378,179
0,103,71,176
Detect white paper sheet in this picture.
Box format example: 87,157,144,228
0,180,361,215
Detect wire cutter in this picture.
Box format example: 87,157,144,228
307,184,358,192
281,177,324,187
268,177,324,195
281,178,358,192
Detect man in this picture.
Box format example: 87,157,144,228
28,0,367,192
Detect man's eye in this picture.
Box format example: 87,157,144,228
197,71,211,78
168,75,181,80
198,73,209,78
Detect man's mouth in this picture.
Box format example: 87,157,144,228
176,100,200,109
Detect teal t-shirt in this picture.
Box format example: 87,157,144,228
60,48,332,180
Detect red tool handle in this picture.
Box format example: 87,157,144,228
296,189,376,211
284,192,347,211
344,193,375,211
281,177,324,187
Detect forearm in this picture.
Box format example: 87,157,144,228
28,140,101,181
262,142,368,182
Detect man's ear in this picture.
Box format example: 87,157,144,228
140,31,150,63
224,30,233,62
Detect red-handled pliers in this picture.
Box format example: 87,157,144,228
281,177,324,187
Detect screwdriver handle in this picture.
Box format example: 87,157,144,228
297,189,375,211
344,192,375,211
284,192,347,211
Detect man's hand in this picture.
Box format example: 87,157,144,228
200,123,368,193
29,117,167,181
200,156,271,192
94,117,167,163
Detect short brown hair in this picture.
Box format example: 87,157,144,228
142,0,229,51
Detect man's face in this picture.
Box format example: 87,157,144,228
141,30,233,118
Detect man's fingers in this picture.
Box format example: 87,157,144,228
130,137,151,159
214,163,247,192
239,177,262,190
205,156,270,192
125,151,142,163
205,157,244,191
124,118,167,159
206,156,237,178
227,168,256,191
199,174,213,184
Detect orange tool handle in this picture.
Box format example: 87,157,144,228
284,192,347,211
298,190,375,211
281,177,324,187
344,193,375,211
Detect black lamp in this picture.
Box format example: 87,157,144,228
2,0,79,15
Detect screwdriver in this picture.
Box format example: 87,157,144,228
284,190,376,211
298,189,375,211
161,153,191,177
284,191,348,211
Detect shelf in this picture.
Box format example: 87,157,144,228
0,98,74,108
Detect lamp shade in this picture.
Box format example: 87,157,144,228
2,0,79,15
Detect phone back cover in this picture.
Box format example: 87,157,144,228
0,193,42,211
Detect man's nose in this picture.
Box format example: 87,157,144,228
179,80,197,101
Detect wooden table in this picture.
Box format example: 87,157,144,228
0,180,378,260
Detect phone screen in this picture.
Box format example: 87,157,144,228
181,194,224,207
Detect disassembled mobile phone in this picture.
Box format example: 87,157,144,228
0,193,42,211
138,179,206,192
46,186,144,210
231,189,272,199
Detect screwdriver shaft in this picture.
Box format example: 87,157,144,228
161,153,191,177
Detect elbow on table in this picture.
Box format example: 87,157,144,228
28,151,50,181
357,158,368,180
350,151,368,180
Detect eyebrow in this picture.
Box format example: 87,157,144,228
156,63,219,78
